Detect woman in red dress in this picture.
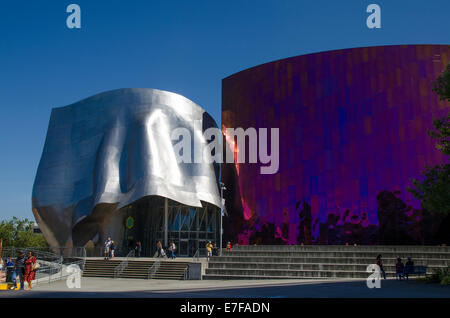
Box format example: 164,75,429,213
24,251,37,290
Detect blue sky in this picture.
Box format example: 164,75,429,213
0,0,449,220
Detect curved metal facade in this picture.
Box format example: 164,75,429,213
32,88,221,249
222,45,450,245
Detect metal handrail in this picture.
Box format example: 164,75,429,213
147,258,161,279
79,247,86,271
1,247,58,259
113,249,135,278
193,249,199,261
183,266,189,280
35,258,85,286
193,247,213,261
2,246,87,287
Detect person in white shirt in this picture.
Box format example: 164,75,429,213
104,237,112,260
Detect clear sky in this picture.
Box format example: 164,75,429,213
0,0,449,221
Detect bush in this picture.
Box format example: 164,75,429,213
440,275,450,285
426,267,450,284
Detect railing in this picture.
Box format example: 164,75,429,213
113,249,135,278
33,260,62,286
147,258,161,279
193,249,199,261
1,246,88,287
2,247,59,260
56,247,87,271
193,248,213,261
83,246,131,257
34,258,85,286
84,246,105,257
183,266,189,280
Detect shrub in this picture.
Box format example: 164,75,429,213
426,267,450,284
440,275,450,285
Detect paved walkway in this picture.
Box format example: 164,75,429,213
1,278,449,298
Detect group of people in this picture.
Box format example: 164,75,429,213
105,238,145,258
103,237,116,260
376,254,415,280
102,239,235,259
394,257,415,280
205,241,233,259
156,241,177,259
0,251,38,290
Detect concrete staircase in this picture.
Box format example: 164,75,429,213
83,259,189,280
151,261,190,280
83,259,121,278
203,245,450,280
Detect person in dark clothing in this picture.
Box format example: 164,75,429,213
6,258,14,284
376,254,386,280
395,257,405,280
404,257,414,280
212,243,218,256
14,251,26,290
135,242,142,257
110,241,115,258
405,257,414,267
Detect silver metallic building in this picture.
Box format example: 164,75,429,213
32,88,221,256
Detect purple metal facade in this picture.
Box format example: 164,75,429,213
222,45,450,245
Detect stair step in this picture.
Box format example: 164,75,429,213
203,246,449,280
83,259,188,280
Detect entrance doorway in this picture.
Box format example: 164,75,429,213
179,239,189,256
119,196,220,257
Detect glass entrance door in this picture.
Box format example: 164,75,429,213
179,239,189,256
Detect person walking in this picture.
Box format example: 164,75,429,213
168,242,176,259
395,257,405,280
156,241,163,258
226,241,232,252
376,254,386,280
24,251,37,290
14,251,26,290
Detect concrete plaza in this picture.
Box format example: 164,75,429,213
1,277,449,298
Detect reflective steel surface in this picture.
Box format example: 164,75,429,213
32,88,221,248
222,44,450,245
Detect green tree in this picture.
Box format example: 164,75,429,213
428,113,450,156
0,217,49,248
409,164,450,216
408,63,450,217
432,63,450,101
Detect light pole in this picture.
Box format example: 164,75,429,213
219,182,226,256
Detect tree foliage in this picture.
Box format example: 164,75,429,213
408,63,450,216
409,164,450,216
0,217,48,248
432,63,450,101
427,113,450,156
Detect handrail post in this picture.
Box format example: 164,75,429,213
147,258,161,280
114,249,135,279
